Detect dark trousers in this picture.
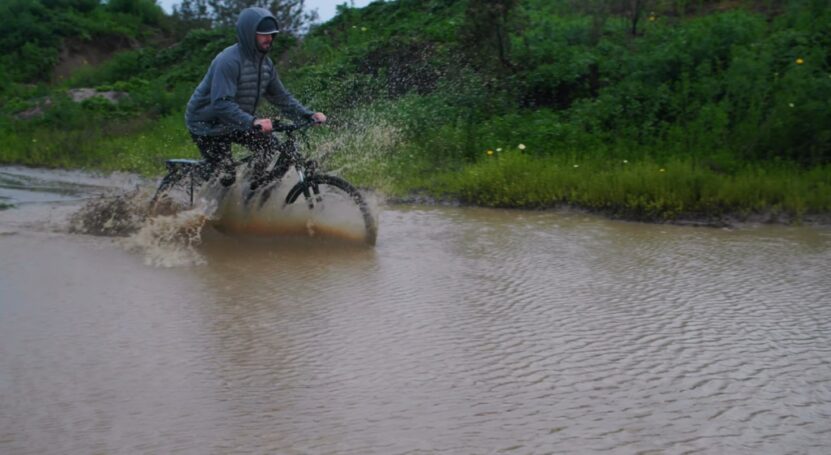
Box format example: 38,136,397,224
190,130,280,187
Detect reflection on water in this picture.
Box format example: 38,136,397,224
2,167,831,454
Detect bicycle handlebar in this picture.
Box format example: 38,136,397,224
254,118,320,134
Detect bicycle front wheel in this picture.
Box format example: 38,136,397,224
285,174,378,245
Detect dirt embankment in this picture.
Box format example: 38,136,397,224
14,37,138,120
52,36,139,83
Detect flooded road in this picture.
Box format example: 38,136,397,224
2,166,831,454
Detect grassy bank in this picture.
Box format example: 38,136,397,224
0,112,194,175
3,111,828,224
426,152,831,223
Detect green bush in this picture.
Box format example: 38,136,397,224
106,0,164,26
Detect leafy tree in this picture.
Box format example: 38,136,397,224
106,0,165,25
173,0,213,31
174,0,318,35
41,0,101,12
618,0,654,36
569,0,656,37
459,0,520,72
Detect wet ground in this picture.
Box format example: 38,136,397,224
2,166,831,454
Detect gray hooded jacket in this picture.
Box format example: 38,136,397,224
185,7,314,136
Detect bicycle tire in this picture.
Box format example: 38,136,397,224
285,174,377,245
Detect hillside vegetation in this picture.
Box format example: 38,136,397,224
1,0,829,223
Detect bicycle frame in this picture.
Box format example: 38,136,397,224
245,121,319,192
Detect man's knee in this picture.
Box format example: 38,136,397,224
220,173,236,187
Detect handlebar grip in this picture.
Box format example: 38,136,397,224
272,122,300,133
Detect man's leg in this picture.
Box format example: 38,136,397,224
232,131,282,191
191,133,236,187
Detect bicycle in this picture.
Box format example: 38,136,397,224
149,120,378,245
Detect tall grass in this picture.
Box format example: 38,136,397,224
429,151,830,222
0,112,193,175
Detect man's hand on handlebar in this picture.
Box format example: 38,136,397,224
310,112,327,124
254,113,326,133
253,118,273,133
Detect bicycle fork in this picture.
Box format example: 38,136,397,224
292,168,323,210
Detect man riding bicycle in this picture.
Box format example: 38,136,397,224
185,7,326,191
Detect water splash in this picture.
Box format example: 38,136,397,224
121,208,210,268
307,113,403,192
68,188,151,236
211,169,380,244
68,187,212,267
63,114,396,265
67,169,378,267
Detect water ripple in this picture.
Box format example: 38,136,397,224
3,207,831,453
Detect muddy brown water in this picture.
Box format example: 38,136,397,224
1,166,830,454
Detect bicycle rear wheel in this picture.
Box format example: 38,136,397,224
285,174,378,245
149,160,206,216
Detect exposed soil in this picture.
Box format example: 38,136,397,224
52,36,139,83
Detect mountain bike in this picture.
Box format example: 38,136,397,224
149,121,377,245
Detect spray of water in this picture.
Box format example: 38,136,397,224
121,208,210,268
211,167,380,243
68,188,151,236
204,114,396,243
305,110,404,193
68,171,378,266
66,114,396,265
68,188,211,267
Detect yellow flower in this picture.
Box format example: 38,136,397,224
518,144,526,150
486,150,494,156
659,168,666,172
796,57,804,65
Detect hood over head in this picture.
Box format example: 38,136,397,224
236,7,278,60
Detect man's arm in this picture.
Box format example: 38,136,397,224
263,69,316,124
211,58,256,130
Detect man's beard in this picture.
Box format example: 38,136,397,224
258,42,272,53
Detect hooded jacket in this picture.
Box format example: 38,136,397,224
185,7,314,136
